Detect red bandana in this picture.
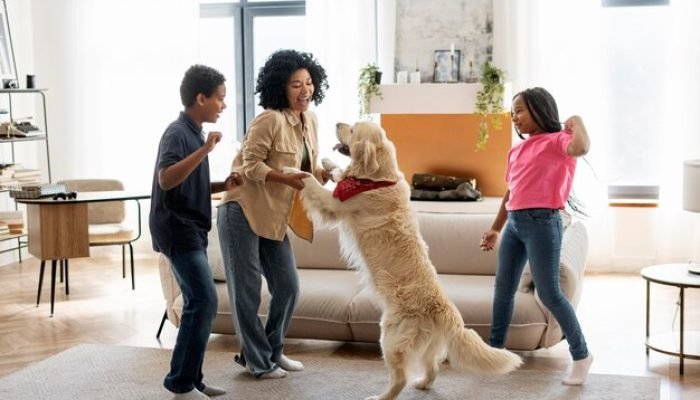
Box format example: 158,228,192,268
332,177,396,202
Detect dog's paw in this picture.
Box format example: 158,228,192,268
282,166,303,174
413,378,433,390
321,158,342,182
321,157,339,171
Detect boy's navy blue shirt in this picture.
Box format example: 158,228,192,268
149,112,211,256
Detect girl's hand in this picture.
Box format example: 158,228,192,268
480,229,499,252
563,115,584,133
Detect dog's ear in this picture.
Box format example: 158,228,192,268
352,140,380,176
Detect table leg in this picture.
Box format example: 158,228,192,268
680,287,685,375
50,259,57,316
129,243,135,290
645,280,650,355
65,259,70,295
36,260,46,306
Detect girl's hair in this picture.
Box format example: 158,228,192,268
255,49,329,110
513,87,561,139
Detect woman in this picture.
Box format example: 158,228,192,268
217,49,330,379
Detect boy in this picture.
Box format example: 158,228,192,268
150,64,241,399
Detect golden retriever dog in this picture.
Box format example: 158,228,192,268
285,121,522,400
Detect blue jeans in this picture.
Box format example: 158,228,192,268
217,202,300,377
163,250,218,393
490,209,589,360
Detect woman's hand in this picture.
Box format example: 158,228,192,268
480,229,499,252
283,172,308,190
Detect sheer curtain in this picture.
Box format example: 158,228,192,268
305,0,393,168
495,0,700,271
29,0,200,192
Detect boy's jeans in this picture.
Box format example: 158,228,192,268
163,250,218,393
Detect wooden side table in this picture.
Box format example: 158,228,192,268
16,191,149,316
641,263,700,374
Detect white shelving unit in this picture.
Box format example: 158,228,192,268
0,88,51,262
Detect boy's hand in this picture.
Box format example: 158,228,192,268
205,131,223,152
224,172,242,190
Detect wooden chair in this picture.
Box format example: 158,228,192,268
56,179,142,290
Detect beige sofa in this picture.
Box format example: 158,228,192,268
158,199,588,350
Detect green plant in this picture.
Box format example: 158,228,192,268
358,63,383,117
474,61,507,151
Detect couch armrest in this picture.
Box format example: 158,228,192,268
158,253,182,327
557,221,589,307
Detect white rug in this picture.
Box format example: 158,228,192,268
0,344,660,400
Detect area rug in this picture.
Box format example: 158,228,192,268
0,344,659,400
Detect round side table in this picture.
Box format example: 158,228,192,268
641,263,700,374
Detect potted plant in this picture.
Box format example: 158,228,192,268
474,61,507,151
358,63,383,117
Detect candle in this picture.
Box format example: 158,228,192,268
450,43,455,57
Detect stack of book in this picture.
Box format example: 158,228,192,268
12,168,42,186
0,163,20,188
0,210,24,235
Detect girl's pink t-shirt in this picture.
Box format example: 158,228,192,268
505,131,576,211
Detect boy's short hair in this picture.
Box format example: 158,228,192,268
180,65,226,108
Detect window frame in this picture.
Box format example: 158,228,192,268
200,0,305,140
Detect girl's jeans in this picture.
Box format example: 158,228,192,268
489,209,589,360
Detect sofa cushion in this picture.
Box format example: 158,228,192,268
279,269,362,340
207,224,227,282
175,269,365,339
418,212,498,275
289,226,348,270
346,273,548,350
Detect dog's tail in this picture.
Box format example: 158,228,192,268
445,312,522,374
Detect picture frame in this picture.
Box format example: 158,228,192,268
0,0,16,83
433,49,460,83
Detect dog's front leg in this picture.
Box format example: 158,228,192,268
299,176,343,224
281,167,343,224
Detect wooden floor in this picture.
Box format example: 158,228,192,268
0,253,699,399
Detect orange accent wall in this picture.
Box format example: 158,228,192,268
380,114,512,197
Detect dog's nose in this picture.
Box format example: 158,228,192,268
336,123,342,128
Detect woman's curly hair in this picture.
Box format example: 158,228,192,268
256,49,329,110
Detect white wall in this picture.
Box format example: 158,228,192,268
1,0,696,271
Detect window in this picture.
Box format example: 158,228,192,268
199,1,305,140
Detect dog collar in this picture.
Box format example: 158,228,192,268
333,177,396,202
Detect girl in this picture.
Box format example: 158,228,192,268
480,87,593,385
